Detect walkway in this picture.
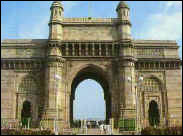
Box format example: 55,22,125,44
77,128,104,135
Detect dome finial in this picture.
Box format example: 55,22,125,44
51,1,64,11
116,1,129,11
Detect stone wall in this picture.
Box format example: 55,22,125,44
1,39,47,58
63,26,118,41
1,68,45,127
166,69,182,126
134,40,180,59
1,70,16,119
1,48,45,58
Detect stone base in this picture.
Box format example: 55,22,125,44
121,109,136,119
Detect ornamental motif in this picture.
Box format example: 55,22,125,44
137,48,164,57
18,76,38,94
142,77,161,92
48,47,62,56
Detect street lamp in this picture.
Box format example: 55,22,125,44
54,74,61,135
136,76,144,133
128,75,144,133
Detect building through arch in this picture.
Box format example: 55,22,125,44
1,1,182,131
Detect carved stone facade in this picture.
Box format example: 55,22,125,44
1,1,182,130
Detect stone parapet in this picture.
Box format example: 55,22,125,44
62,18,131,26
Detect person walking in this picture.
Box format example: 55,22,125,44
100,124,104,134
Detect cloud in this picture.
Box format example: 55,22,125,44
166,1,182,8
63,1,80,12
134,2,182,41
17,1,80,39
18,16,49,39
142,12,182,40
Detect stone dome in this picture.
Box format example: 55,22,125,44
116,1,129,11
51,1,64,10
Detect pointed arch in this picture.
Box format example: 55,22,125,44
18,74,39,94
69,64,111,126
143,75,163,92
148,100,160,127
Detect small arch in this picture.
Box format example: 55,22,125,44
21,101,32,128
148,100,160,127
18,75,38,94
143,75,163,92
144,74,163,86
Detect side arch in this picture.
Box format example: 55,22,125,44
148,100,160,127
17,74,40,127
140,74,166,127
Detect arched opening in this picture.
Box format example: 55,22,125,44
21,101,32,128
70,65,111,128
73,79,106,128
148,100,160,127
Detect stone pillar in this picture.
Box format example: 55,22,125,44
43,44,66,130
66,43,69,56
99,43,102,56
112,44,115,56
92,43,95,56
118,42,137,130
79,43,82,56
106,44,109,56
86,44,89,56
72,43,75,56
120,61,136,117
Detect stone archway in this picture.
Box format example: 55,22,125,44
148,100,160,127
17,75,39,127
21,101,32,128
70,65,112,127
140,76,165,127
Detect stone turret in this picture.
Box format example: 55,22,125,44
116,1,132,40
49,1,64,40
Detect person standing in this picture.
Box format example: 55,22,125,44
100,124,104,134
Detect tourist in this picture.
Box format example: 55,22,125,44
100,124,104,134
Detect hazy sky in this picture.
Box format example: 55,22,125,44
1,1,182,120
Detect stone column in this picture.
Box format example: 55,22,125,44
43,44,66,130
86,44,89,56
118,42,137,130
119,61,136,117
66,43,69,56
112,44,115,56
79,43,82,56
99,43,102,56
92,43,95,56
72,43,75,56
106,44,109,56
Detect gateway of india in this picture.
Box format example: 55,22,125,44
1,1,182,131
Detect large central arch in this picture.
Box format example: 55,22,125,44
70,64,112,126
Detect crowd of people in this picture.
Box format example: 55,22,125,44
73,120,105,128
73,120,112,134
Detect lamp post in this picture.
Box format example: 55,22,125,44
136,76,143,133
128,76,143,133
54,74,61,135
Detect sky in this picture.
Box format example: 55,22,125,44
1,1,182,120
